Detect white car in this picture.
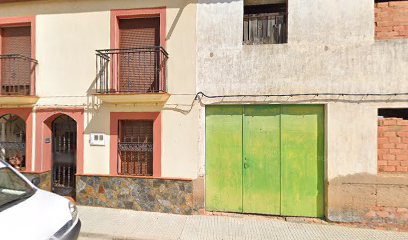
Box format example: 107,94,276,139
0,160,81,240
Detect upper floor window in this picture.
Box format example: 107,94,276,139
375,0,408,40
243,0,288,45
0,25,35,95
96,9,168,96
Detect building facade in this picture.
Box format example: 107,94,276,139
0,0,200,214
0,0,407,229
196,0,408,228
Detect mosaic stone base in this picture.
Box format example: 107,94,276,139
76,175,194,214
22,171,51,191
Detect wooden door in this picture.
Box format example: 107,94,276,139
242,105,281,215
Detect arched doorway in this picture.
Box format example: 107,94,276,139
0,114,26,170
51,115,77,199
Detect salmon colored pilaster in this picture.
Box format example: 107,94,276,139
0,16,36,94
110,112,161,177
34,108,84,173
110,7,166,91
0,108,33,171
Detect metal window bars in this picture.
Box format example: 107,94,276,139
95,46,168,94
0,54,37,96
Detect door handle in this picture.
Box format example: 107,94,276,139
244,163,249,169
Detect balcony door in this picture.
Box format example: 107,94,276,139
0,26,31,95
118,17,160,93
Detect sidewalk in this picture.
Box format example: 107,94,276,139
78,206,408,240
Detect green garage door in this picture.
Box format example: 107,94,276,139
205,105,324,217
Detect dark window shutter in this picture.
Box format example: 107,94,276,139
1,26,31,56
0,26,32,95
118,18,160,93
119,17,160,48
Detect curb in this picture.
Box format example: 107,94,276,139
80,232,156,240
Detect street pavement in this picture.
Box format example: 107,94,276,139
78,206,408,240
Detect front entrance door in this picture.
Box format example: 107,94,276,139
51,115,77,199
205,105,324,217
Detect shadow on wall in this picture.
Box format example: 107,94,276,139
328,173,408,230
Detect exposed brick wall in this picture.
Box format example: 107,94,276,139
375,1,408,40
378,118,408,173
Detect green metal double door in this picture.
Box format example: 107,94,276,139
205,105,324,217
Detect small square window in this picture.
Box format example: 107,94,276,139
243,0,288,45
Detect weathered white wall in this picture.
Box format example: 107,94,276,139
196,0,408,180
0,0,199,178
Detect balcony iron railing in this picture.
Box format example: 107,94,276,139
95,46,168,94
0,54,37,96
243,12,287,45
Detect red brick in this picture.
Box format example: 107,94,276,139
396,154,408,161
377,211,390,218
400,126,408,132
397,166,408,172
397,131,408,137
401,161,408,166
384,132,397,137
389,1,408,8
394,25,408,32
398,30,408,36
376,26,394,32
378,160,388,166
388,160,399,166
402,137,408,144
365,210,377,218
376,2,389,8
382,143,396,149
389,148,401,154
388,136,401,143
383,165,396,172
378,137,389,144
396,143,408,149
383,154,396,160
376,21,397,27
396,208,408,213
378,149,389,155
378,126,386,136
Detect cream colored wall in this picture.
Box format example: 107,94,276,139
0,0,198,178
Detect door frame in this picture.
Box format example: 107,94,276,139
34,108,84,173
204,104,327,217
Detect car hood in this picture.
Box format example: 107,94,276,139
0,189,72,240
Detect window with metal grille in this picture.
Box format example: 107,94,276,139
118,120,154,176
243,1,288,44
0,114,26,171
0,26,32,95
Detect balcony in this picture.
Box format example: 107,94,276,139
0,54,38,105
94,46,169,104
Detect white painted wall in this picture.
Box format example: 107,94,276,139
196,0,408,180
0,0,199,178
